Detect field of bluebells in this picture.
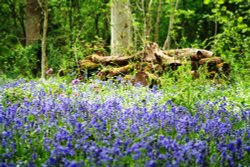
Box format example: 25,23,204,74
1,78,250,166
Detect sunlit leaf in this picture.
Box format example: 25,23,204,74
217,0,225,4
204,0,210,4
238,16,243,23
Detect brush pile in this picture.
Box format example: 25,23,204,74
78,42,230,86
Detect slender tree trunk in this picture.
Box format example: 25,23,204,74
214,21,218,36
102,0,109,46
163,0,179,50
145,0,153,41
111,0,132,56
95,14,100,36
142,0,146,41
142,0,153,42
68,0,73,58
24,0,41,45
40,0,48,79
67,0,75,59
154,0,162,43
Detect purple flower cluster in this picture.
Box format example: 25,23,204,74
0,80,250,166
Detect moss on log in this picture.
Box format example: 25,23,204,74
79,60,100,70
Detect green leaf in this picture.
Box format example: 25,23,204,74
221,6,227,11
217,0,225,4
27,115,35,122
238,16,243,23
204,0,210,4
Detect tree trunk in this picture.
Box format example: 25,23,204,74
24,0,41,45
143,0,153,42
154,0,162,43
102,0,109,46
68,0,73,58
163,0,179,50
111,0,132,56
40,0,48,79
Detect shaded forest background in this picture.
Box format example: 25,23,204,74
0,0,249,79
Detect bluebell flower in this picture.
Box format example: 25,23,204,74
146,160,155,167
59,84,65,90
236,138,242,149
245,146,250,153
68,160,83,167
228,142,235,152
48,157,57,166
2,131,9,138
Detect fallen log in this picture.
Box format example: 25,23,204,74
91,54,134,66
76,42,229,86
155,49,181,64
97,64,134,80
199,57,222,65
162,48,213,60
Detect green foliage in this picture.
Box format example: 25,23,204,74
202,0,250,77
205,0,249,52
0,42,40,78
161,63,250,110
0,0,249,80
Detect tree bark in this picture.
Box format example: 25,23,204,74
102,0,109,46
68,0,73,58
154,0,162,43
40,0,48,79
142,0,153,42
111,0,132,56
24,0,41,45
91,54,134,66
163,0,179,50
